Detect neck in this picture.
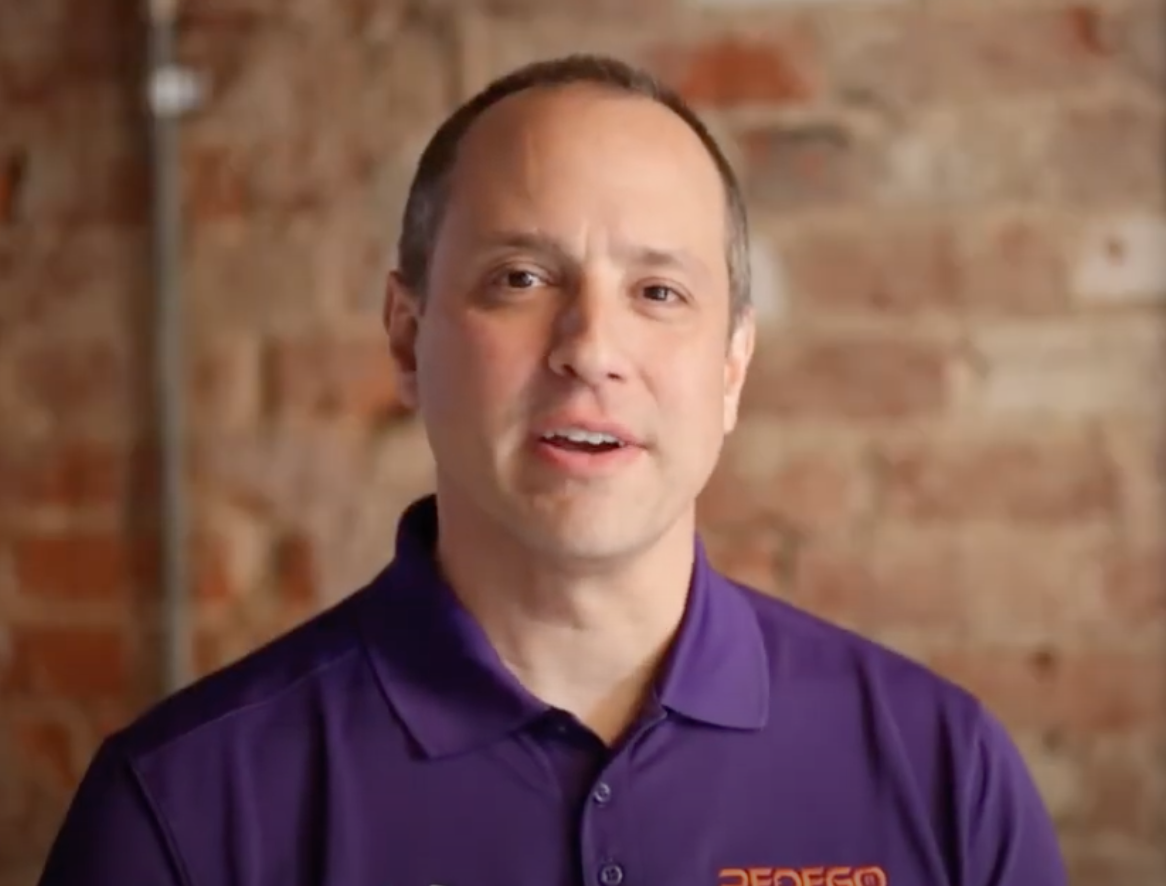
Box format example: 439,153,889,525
432,486,695,745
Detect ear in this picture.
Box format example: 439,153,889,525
723,307,756,435
384,271,422,411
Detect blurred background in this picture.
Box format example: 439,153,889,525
1,0,1164,882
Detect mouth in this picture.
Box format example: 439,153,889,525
537,428,630,455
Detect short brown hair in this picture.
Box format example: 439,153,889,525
395,54,751,321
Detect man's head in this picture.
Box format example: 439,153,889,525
385,54,756,565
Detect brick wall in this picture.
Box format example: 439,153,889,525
2,0,1164,882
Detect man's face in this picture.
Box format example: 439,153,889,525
387,85,754,564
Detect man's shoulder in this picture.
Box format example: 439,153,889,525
721,577,1067,880
727,576,984,728
113,576,379,767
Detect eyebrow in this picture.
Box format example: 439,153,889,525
473,230,706,277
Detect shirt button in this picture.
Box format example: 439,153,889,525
599,863,624,886
592,782,613,804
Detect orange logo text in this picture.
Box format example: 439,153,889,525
719,867,888,886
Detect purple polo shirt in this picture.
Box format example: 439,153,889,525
39,495,1067,886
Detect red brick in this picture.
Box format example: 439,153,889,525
22,85,147,226
193,534,234,602
12,533,157,602
740,121,876,212
923,5,1124,100
1047,101,1166,206
795,528,1120,642
794,541,963,635
876,430,1119,524
193,336,262,434
1104,546,1166,627
1065,842,1166,885
1052,737,1166,841
81,700,133,743
475,0,676,15
957,320,1166,420
462,16,652,101
900,105,1054,206
8,712,82,790
0,440,149,510
741,335,949,422
783,214,1069,318
193,626,224,677
927,647,1165,734
2,625,129,699
699,445,860,535
0,227,146,337
176,0,269,29
816,5,930,110
191,425,367,522
702,526,790,597
957,530,1114,642
183,144,253,223
178,0,461,33
14,338,135,431
184,135,352,219
1113,1,1166,89
185,222,325,331
959,214,1070,315
273,532,318,605
769,451,862,534
175,36,375,215
0,443,109,509
0,150,25,223
781,219,962,316
650,31,819,110
265,335,405,421
0,774,66,870
0,0,134,107
1105,421,1166,546
1067,5,1109,54
696,464,770,531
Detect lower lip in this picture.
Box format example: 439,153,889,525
531,438,644,475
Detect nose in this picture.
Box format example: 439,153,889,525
546,277,631,386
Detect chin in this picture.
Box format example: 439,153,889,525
521,524,645,565
512,491,678,564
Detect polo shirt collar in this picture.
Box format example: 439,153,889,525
360,495,770,759
360,497,548,759
654,540,770,731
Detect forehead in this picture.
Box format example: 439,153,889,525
441,84,729,258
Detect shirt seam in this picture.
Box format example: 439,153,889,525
135,647,361,767
116,738,198,886
959,699,989,884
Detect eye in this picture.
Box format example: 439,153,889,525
499,268,543,289
641,283,682,304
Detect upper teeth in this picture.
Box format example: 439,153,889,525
544,429,624,446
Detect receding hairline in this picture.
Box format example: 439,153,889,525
451,77,715,162
443,80,732,220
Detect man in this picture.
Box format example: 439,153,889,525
38,55,1068,886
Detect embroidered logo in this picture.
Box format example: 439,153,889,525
719,867,888,886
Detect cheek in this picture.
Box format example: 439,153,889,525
419,315,538,417
657,349,733,438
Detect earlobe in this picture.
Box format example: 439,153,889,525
385,271,421,410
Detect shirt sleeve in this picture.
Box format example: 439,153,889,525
963,706,1069,886
37,737,190,886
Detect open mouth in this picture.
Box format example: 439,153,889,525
539,430,627,454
